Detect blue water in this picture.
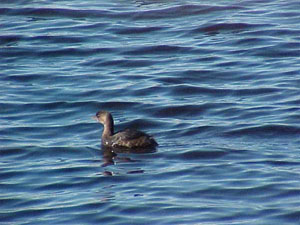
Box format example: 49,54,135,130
1,0,300,224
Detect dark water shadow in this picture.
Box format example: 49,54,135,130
133,0,172,7
100,146,157,173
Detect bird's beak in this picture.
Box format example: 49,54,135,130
92,116,98,121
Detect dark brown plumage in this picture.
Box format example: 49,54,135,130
93,111,158,149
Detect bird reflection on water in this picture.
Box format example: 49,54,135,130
101,145,156,166
100,146,156,175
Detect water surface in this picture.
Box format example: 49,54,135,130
1,0,300,224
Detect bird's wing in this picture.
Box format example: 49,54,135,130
115,129,149,140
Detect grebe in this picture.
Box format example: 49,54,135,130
94,111,158,149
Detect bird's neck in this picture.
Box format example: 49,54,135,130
103,117,114,137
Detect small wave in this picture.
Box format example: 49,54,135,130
132,4,242,20
0,148,26,158
95,59,155,68
169,84,230,97
31,35,85,44
192,22,263,34
169,84,281,99
178,149,227,160
1,101,142,116
0,47,114,58
233,87,279,96
110,26,163,35
252,46,300,58
0,35,23,46
153,104,207,117
2,7,114,19
123,44,192,55
224,124,300,137
36,47,114,57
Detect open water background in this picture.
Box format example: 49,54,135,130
1,0,300,224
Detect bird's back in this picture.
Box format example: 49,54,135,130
110,129,158,148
